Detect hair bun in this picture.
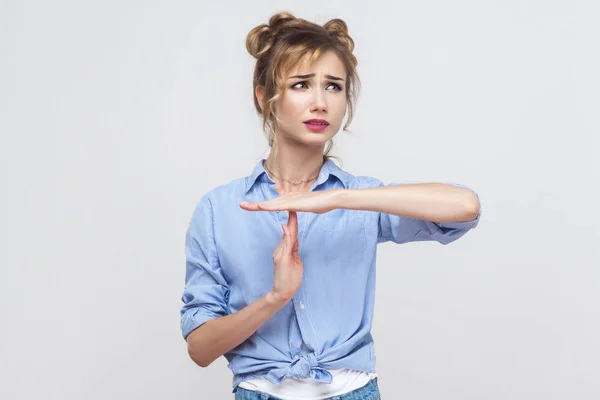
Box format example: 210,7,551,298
323,18,354,53
246,12,298,59
268,12,297,31
245,24,272,59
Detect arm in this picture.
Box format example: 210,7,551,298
239,180,481,245
182,198,302,367
343,181,481,245
186,292,287,367
332,183,480,223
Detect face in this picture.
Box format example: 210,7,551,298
260,50,348,147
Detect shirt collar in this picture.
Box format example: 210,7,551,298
244,157,350,194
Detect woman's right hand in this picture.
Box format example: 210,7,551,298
270,211,303,304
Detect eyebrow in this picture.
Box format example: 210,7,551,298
287,73,344,81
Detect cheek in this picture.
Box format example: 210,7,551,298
332,97,347,117
281,98,310,119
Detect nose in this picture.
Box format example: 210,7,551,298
310,87,328,113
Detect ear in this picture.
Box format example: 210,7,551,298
255,85,266,111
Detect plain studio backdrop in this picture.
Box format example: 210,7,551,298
1,1,598,399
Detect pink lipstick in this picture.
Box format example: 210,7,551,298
303,119,329,132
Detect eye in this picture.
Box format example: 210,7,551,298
291,81,308,89
326,83,343,91
290,81,343,91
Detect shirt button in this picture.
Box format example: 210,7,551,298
300,303,305,310
293,355,300,360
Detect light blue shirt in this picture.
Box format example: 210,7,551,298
180,158,481,392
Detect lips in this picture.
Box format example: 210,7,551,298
303,119,329,132
303,119,329,126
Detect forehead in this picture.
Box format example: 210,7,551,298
287,50,346,77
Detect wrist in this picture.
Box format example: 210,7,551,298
266,290,290,308
330,188,351,209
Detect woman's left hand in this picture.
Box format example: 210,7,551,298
240,190,342,214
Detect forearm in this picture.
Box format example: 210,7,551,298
334,183,480,223
186,291,287,367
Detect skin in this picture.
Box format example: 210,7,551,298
242,49,480,300
268,51,348,155
247,50,350,303
187,50,480,367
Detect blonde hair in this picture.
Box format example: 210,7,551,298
246,12,360,159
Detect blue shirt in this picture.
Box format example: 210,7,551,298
180,158,481,391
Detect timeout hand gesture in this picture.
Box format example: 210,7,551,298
270,211,303,303
239,190,340,214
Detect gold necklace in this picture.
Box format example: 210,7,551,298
263,162,320,185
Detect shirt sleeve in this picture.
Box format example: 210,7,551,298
375,180,482,245
180,195,230,341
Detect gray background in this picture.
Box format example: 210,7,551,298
1,1,598,399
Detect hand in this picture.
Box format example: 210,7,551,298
270,211,303,304
240,190,341,214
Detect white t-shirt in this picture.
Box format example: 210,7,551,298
237,368,378,400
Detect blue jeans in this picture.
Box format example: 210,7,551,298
234,377,381,400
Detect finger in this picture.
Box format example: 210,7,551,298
273,245,281,260
259,202,283,211
273,225,287,258
288,211,298,238
239,202,260,211
291,238,300,259
282,223,293,244
281,223,295,249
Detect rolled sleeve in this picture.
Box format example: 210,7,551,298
373,180,481,245
180,196,230,341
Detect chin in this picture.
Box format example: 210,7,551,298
278,129,332,145
296,132,336,146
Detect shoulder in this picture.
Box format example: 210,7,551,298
326,159,385,190
346,175,385,189
334,168,385,190
191,176,247,215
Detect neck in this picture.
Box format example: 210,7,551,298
265,141,326,193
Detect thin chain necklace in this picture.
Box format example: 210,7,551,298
263,162,320,185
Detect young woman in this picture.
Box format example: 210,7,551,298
181,12,481,400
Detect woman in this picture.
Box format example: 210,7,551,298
180,12,481,400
